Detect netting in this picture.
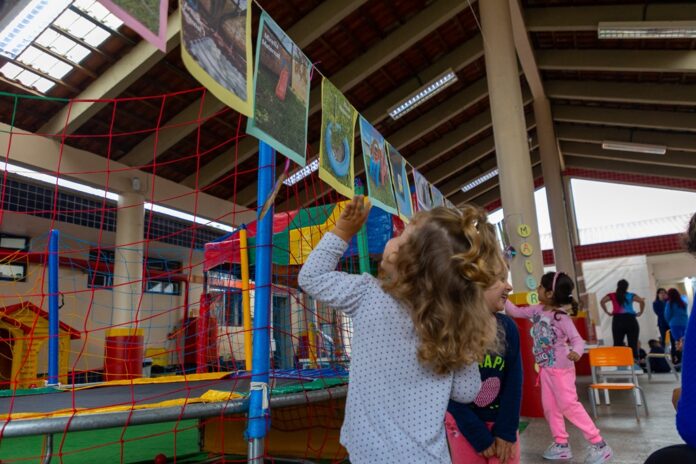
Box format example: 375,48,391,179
0,85,400,462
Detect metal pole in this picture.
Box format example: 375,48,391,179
247,141,276,463
47,229,59,386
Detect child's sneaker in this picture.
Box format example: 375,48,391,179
543,442,573,460
584,441,613,464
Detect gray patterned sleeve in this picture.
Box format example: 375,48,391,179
298,232,374,316
451,362,482,403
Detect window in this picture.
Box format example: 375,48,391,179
144,280,181,295
0,262,26,281
0,234,29,251
211,290,243,326
87,270,112,288
145,257,182,272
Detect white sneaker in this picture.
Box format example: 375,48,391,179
584,441,613,464
543,442,573,460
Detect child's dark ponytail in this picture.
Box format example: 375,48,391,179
540,271,577,320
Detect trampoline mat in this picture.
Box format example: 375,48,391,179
0,377,304,415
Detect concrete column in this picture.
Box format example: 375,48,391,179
106,191,145,380
534,96,577,283
480,0,543,292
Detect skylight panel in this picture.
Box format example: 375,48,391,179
0,62,23,79
17,46,74,79
83,27,110,46
16,69,41,87
33,76,54,93
65,43,90,63
53,9,81,32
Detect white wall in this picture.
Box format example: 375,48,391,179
582,255,659,348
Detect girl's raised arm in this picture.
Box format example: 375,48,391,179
504,299,537,319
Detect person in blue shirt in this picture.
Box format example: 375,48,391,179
665,288,689,346
653,288,669,347
446,275,522,463
600,279,646,361
645,212,696,464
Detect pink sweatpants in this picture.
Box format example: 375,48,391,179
539,367,602,445
444,413,521,464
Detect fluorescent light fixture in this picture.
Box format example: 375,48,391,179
598,21,696,39
0,0,71,59
601,141,666,155
461,168,499,193
1,161,235,232
388,69,458,120
284,158,319,186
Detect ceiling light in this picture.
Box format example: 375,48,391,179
601,141,666,155
284,158,319,186
598,21,696,39
0,0,71,59
461,168,498,193
388,69,458,120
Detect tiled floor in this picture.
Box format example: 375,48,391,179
519,373,682,463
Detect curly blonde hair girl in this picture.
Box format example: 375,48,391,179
381,204,505,375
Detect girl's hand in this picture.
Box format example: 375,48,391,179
333,196,371,243
567,351,581,362
481,443,496,458
495,437,515,464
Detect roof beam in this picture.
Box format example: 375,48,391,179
509,0,544,98
560,141,696,169
564,155,696,181
525,4,696,32
555,123,696,153
537,49,696,73
40,10,182,136
552,104,696,133
188,0,470,188
546,80,696,107
452,163,542,206
121,0,367,169
438,138,539,197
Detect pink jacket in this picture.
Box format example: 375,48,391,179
505,301,585,370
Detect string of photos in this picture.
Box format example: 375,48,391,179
175,0,457,222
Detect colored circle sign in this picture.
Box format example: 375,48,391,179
526,291,539,305
525,275,537,290
517,223,532,237
524,259,534,274
520,242,533,256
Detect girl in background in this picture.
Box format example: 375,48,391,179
446,275,522,464
299,197,504,463
600,279,645,362
665,287,689,365
506,272,613,464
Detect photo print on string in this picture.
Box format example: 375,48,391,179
100,0,169,51
181,0,253,116
318,78,358,199
430,185,445,207
386,143,414,222
247,11,312,166
359,116,398,216
412,168,433,211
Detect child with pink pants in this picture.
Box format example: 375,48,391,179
505,272,613,464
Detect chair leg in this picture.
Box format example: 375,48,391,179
588,387,598,419
638,387,649,416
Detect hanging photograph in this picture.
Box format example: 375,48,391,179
247,12,311,166
359,117,398,216
318,78,358,199
181,0,253,116
386,143,413,222
412,168,433,211
99,0,169,51
430,185,445,207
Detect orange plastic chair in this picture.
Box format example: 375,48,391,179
587,346,649,421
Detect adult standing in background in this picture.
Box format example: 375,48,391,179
665,288,689,364
600,279,646,361
653,288,669,347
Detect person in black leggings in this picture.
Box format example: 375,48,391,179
600,279,645,361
